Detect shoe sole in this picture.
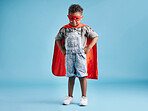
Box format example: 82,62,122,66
80,103,88,106
80,104,87,106
62,101,73,105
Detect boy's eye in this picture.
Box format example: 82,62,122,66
76,18,79,19
70,17,73,19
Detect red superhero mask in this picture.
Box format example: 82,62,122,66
68,15,82,21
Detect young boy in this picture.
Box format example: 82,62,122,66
52,4,98,106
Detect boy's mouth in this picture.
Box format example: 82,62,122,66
70,22,79,26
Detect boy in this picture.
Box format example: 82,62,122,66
52,4,99,106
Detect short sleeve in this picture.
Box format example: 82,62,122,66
55,27,65,40
85,25,98,39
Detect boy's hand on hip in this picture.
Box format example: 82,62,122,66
61,48,66,55
84,47,91,54
84,37,98,54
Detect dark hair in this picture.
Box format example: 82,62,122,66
68,4,83,15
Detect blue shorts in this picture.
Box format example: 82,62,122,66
65,48,88,78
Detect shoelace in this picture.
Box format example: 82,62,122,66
81,96,87,101
64,96,73,100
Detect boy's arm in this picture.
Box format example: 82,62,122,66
84,36,98,54
56,40,66,55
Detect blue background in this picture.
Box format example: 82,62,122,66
0,0,148,111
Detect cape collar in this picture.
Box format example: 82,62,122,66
62,23,87,28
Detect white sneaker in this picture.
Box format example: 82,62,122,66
62,96,73,105
80,96,88,106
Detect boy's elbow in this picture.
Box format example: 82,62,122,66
55,40,61,44
55,39,61,42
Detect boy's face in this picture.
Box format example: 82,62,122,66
67,12,83,26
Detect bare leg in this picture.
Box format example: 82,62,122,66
68,76,76,97
78,77,87,97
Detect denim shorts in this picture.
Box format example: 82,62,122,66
65,48,88,78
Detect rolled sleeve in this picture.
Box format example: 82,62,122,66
55,27,65,40
85,25,98,39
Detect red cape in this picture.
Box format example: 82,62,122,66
52,23,98,79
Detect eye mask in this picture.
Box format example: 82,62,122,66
68,15,82,21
